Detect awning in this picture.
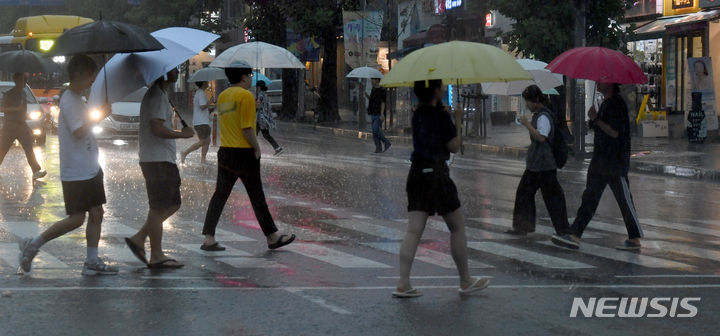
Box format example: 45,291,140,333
387,45,422,60
632,15,687,40
666,10,720,34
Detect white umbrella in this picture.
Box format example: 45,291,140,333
187,67,227,82
346,66,384,79
482,58,563,95
90,28,219,106
209,41,304,69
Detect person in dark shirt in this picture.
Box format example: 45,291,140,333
0,73,46,180
393,79,489,298
366,78,391,153
569,82,642,250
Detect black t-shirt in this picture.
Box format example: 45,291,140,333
367,87,386,115
1,86,27,124
590,94,631,175
411,103,456,162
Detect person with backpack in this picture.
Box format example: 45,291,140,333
505,85,578,249
568,82,642,251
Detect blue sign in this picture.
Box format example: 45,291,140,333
0,0,65,5
445,0,462,10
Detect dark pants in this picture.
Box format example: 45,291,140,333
570,166,642,239
0,124,41,172
256,125,280,150
202,147,278,237
371,114,390,151
512,169,570,234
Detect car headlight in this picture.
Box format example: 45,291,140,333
92,126,103,134
32,129,42,135
50,106,59,115
29,110,42,120
90,109,103,121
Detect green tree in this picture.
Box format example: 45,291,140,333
487,0,630,61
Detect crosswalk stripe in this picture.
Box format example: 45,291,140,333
99,244,146,264
363,242,493,269
215,228,255,242
426,219,516,240
214,257,288,268
641,218,720,238
99,222,137,237
178,244,253,257
643,240,720,263
0,222,48,240
284,243,391,268
0,243,70,270
468,218,603,239
564,218,664,239
538,241,695,270
275,221,342,241
320,219,406,240
467,242,594,269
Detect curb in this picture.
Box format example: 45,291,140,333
278,121,720,182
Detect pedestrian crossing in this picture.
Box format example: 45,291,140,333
1,215,720,275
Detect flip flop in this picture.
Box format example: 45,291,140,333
268,234,296,250
200,242,226,251
392,288,423,298
458,278,491,295
124,237,148,265
148,259,184,269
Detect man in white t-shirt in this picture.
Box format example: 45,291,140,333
180,81,214,164
124,68,194,269
18,55,118,275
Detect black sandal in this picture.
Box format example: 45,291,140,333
268,234,296,250
200,242,226,251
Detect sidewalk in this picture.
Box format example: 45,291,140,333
282,108,720,182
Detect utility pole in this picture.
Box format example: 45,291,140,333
569,0,587,158
358,0,367,131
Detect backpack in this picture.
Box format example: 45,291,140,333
540,109,571,169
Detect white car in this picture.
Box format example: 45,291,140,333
93,87,146,139
0,81,48,145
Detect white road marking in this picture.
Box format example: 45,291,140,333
643,240,720,263
140,276,248,280
284,243,391,268
467,242,594,269
0,243,70,270
468,218,603,239
641,218,720,238
376,276,493,279
539,241,695,270
427,218,517,240
214,257,287,268
363,242,493,269
284,288,352,315
615,275,720,278
320,219,406,240
178,244,253,257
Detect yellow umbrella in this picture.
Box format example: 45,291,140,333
380,41,531,87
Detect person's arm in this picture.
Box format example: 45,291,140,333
150,119,194,139
240,91,261,158
447,107,463,153
70,102,111,139
243,127,262,159
520,114,548,142
199,92,213,110
588,105,619,138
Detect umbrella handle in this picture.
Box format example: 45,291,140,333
168,100,188,128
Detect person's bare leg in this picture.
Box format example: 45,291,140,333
181,140,203,164
397,211,429,291
40,213,86,242
200,137,210,163
146,205,179,263
442,209,476,288
84,205,104,249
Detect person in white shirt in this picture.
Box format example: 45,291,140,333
18,55,118,275
180,81,215,164
124,68,194,269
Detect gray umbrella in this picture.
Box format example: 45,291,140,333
0,50,57,73
49,21,164,55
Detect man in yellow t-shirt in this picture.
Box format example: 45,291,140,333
200,60,295,251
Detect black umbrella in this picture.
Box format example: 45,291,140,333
0,50,58,73
49,20,164,55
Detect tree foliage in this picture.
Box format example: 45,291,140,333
488,0,630,61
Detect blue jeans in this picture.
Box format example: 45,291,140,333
371,115,390,151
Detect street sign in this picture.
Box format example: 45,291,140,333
0,0,64,5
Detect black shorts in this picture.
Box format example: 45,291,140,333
194,124,211,140
140,162,181,209
62,169,106,215
406,162,460,216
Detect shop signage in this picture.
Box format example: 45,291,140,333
673,0,695,9
626,0,662,18
686,57,719,130
434,0,462,14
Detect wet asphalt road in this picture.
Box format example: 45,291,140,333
0,125,719,335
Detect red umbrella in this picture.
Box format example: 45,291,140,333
545,46,647,84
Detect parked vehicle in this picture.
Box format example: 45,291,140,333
265,79,282,111
92,87,146,139
0,81,48,145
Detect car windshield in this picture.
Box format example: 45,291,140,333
268,80,282,91
118,87,148,103
0,85,39,105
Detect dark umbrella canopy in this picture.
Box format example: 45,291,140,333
49,21,164,55
0,50,57,73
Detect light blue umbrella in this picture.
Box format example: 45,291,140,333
252,71,271,86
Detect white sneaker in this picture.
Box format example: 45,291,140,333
17,238,39,273
81,258,119,276
32,169,47,180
